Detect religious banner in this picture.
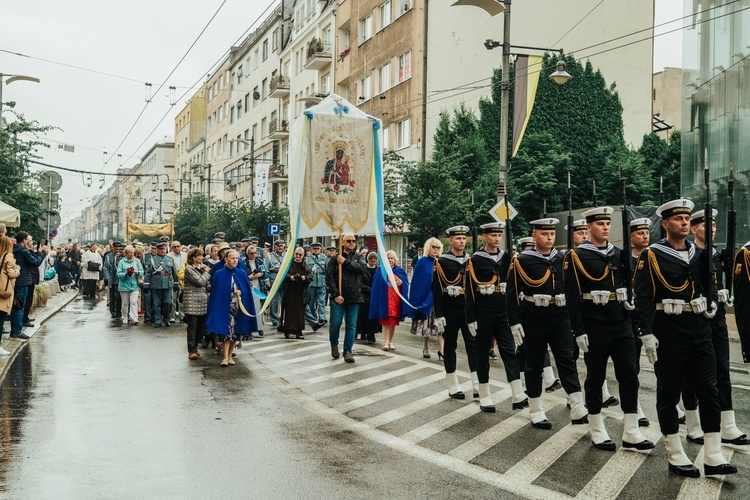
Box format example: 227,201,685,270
126,220,173,238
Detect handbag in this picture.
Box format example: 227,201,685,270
0,254,11,299
45,267,57,280
87,260,101,272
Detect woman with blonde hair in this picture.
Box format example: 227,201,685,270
369,250,410,351
117,245,144,324
409,237,444,358
0,236,20,355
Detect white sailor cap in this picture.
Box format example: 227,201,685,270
630,218,651,232
480,222,505,234
518,237,534,249
690,209,718,226
656,198,694,219
569,219,587,231
582,206,614,223
530,218,559,230
446,225,470,237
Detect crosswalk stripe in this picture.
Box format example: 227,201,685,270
284,359,342,376
246,339,295,353
676,447,733,500
363,390,448,428
575,423,663,499
266,342,332,358
503,409,586,483
267,350,330,367
400,400,491,444
311,364,427,399
300,357,404,385
449,409,529,461
334,372,446,414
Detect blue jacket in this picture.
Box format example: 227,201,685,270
206,265,258,335
117,257,145,293
12,243,45,288
369,265,411,321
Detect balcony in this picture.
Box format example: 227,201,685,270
268,119,289,140
269,75,290,98
304,40,332,71
268,163,287,184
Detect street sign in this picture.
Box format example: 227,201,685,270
39,171,63,192
489,198,517,223
267,223,281,236
38,214,61,229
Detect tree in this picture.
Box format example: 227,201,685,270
639,130,681,201
0,113,57,239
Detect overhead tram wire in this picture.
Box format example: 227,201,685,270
550,0,604,48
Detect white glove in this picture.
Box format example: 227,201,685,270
576,334,589,353
641,334,659,364
510,324,525,347
703,301,718,319
467,321,478,337
435,317,446,334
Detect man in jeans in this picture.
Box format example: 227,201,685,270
11,231,45,340
325,234,367,363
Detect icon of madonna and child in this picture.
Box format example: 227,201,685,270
321,141,356,194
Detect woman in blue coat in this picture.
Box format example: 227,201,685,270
369,250,410,351
206,250,257,366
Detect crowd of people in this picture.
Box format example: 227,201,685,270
3,196,750,479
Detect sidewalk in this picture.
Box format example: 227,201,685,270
0,284,78,383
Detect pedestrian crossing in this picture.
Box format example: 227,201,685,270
246,337,748,499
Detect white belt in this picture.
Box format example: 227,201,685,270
522,293,566,307
655,297,708,315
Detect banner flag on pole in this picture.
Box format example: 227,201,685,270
511,55,543,158
126,220,173,238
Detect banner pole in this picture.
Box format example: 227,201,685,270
338,231,343,293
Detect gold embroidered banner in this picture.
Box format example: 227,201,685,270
126,221,173,238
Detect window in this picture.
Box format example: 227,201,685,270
244,129,250,149
262,39,269,60
252,124,257,143
358,75,371,101
261,118,268,137
254,48,260,68
219,106,224,122
383,126,390,149
359,15,373,45
225,101,229,118
223,134,228,151
230,141,234,158
253,86,259,107
379,1,391,31
262,78,268,100
230,106,235,124
377,64,390,94
237,100,243,119
321,73,331,94
207,116,212,130
244,93,250,111
272,28,280,51
398,0,413,16
398,50,412,82
237,66,243,85
397,119,411,149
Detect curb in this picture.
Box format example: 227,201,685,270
0,289,79,384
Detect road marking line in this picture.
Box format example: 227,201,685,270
575,423,663,499
333,372,445,413
283,359,342,376
265,342,339,358
247,339,299,353
363,390,449,428
310,363,426,399
267,350,330,367
677,447,733,500
449,410,530,461
503,417,587,484
300,357,403,385
400,403,484,444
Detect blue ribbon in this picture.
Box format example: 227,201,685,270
333,105,349,115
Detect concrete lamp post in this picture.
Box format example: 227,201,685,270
0,73,41,128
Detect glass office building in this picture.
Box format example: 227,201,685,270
682,0,750,246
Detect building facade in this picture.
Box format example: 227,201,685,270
681,0,750,246
174,89,206,205
652,67,682,140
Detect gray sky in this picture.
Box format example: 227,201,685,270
1,0,683,223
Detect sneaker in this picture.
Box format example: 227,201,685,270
343,352,355,363
0,347,10,356
331,345,340,359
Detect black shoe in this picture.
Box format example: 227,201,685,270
722,435,750,445
473,391,480,398
164,322,171,328
602,396,620,408
343,352,355,363
449,391,465,400
319,320,327,327
489,350,497,360
258,331,264,338
22,322,35,328
545,379,562,392
331,345,340,359
480,404,496,413
26,317,35,322
686,434,704,445
622,439,655,450
367,335,376,344
593,440,617,451
571,415,589,425
532,419,553,430
11,333,30,340
312,323,321,332
155,323,162,328
678,415,686,425
704,463,738,476
512,398,529,410
638,417,650,427
145,319,152,324
437,351,444,360
669,463,700,477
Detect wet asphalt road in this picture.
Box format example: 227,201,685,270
2,291,750,499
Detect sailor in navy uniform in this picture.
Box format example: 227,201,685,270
564,207,653,451
517,237,535,252
432,226,478,400
465,222,526,412
681,209,749,445
506,218,587,429
629,217,653,427
633,199,736,477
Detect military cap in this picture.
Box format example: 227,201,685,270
582,206,614,223
156,242,168,249
326,245,337,251
656,198,694,219
112,241,124,247
159,235,170,242
518,237,534,250
530,218,559,230
249,236,259,242
303,244,311,250
690,208,718,226
630,218,651,232
211,238,221,244
480,222,505,234
150,241,159,247
274,240,285,246
569,219,587,232
445,225,470,237
214,232,226,238
241,238,251,243
310,241,323,248
264,242,271,247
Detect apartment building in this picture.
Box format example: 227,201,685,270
652,67,682,141
224,6,283,206
174,89,206,205
204,57,233,201
136,142,175,223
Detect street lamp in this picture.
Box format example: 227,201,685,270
0,73,41,127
